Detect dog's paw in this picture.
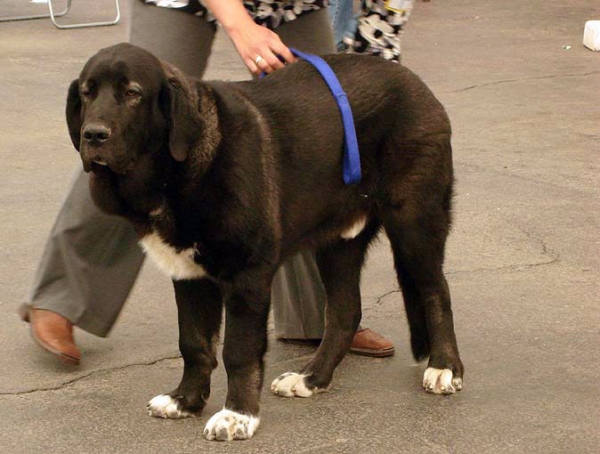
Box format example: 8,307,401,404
147,394,193,419
270,372,319,398
203,408,260,441
422,368,463,395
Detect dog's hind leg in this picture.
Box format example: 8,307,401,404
271,222,380,398
148,278,222,419
381,166,464,394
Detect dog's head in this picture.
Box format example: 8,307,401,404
66,42,214,176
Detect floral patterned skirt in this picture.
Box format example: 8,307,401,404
142,1,328,29
345,0,413,62
143,0,412,62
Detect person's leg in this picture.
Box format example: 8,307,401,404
328,0,357,51
269,9,335,341
21,167,145,364
128,0,217,77
271,253,326,340
275,8,336,56
347,0,414,62
24,169,144,338
21,1,219,364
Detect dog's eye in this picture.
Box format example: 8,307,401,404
126,89,140,97
81,88,92,97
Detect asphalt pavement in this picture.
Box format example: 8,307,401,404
1,1,598,453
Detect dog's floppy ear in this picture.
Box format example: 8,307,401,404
160,62,220,163
66,79,82,151
160,63,202,162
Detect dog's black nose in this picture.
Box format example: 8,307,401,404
83,124,111,143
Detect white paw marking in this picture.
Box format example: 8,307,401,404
139,231,207,280
203,408,260,441
422,368,463,395
340,215,367,240
147,394,192,419
270,372,316,398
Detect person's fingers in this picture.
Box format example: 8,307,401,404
259,58,275,74
252,48,283,74
272,43,296,65
264,51,285,71
248,53,268,75
248,55,274,76
246,58,260,75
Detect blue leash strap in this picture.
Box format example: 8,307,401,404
260,48,362,185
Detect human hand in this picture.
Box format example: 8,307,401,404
226,19,297,75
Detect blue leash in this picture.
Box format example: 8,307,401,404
260,48,361,185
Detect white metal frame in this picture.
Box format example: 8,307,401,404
0,0,120,29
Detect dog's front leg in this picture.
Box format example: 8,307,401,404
203,282,270,441
148,278,222,419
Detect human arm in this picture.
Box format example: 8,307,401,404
202,0,296,75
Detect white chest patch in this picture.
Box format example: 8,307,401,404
340,215,368,240
139,231,207,280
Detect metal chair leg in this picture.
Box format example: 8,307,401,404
48,0,120,29
0,0,119,28
0,0,71,23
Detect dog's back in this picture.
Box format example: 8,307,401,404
201,55,453,256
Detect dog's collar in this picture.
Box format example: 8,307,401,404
260,48,361,185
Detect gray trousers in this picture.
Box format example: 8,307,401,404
26,3,336,340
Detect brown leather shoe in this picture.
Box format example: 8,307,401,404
20,305,81,365
349,328,395,358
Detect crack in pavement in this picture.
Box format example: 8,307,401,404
447,234,559,275
447,70,600,94
3,229,558,396
374,289,402,307
366,230,559,308
0,355,181,397
446,256,558,275
1,350,319,397
362,289,401,313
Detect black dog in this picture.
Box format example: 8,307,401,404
66,43,463,441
